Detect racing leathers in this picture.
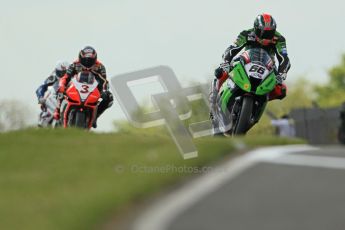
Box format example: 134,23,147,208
55,60,113,121
222,29,290,82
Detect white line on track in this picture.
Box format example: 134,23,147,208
132,145,317,230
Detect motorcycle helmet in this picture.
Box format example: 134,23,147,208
55,60,70,78
254,13,276,45
79,46,97,68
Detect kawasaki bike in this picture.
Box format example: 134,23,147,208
212,48,277,135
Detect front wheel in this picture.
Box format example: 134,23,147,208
67,109,88,129
234,97,254,135
75,111,87,129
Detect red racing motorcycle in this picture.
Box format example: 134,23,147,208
57,71,102,129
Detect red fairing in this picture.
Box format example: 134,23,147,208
85,89,101,106
63,79,101,129
85,89,101,128
66,85,81,103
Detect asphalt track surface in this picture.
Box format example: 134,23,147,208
132,145,345,230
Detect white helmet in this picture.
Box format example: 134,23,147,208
55,60,70,78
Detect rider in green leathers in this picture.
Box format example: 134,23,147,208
210,13,291,118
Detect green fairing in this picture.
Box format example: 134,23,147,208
220,87,232,113
231,63,251,92
255,72,277,95
220,62,276,113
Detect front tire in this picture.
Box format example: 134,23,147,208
234,97,254,135
75,111,87,129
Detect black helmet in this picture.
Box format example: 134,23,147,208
254,13,277,41
79,46,97,68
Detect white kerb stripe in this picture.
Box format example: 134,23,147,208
266,154,345,170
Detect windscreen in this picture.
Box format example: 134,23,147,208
77,72,95,84
243,48,274,70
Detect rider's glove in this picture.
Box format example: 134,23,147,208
214,67,224,79
101,90,113,101
277,73,287,85
215,62,231,79
220,62,231,73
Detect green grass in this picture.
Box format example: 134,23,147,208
0,128,304,230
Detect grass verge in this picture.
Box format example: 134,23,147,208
0,128,304,230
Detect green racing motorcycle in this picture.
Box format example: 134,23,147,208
212,48,277,135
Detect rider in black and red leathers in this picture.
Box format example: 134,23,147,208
210,13,291,118
54,46,113,128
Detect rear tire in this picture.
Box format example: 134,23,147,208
234,97,254,135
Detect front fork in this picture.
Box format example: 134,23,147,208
253,100,267,124
230,94,267,131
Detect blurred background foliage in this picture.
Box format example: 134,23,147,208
314,54,345,107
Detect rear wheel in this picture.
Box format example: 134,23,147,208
234,97,254,135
